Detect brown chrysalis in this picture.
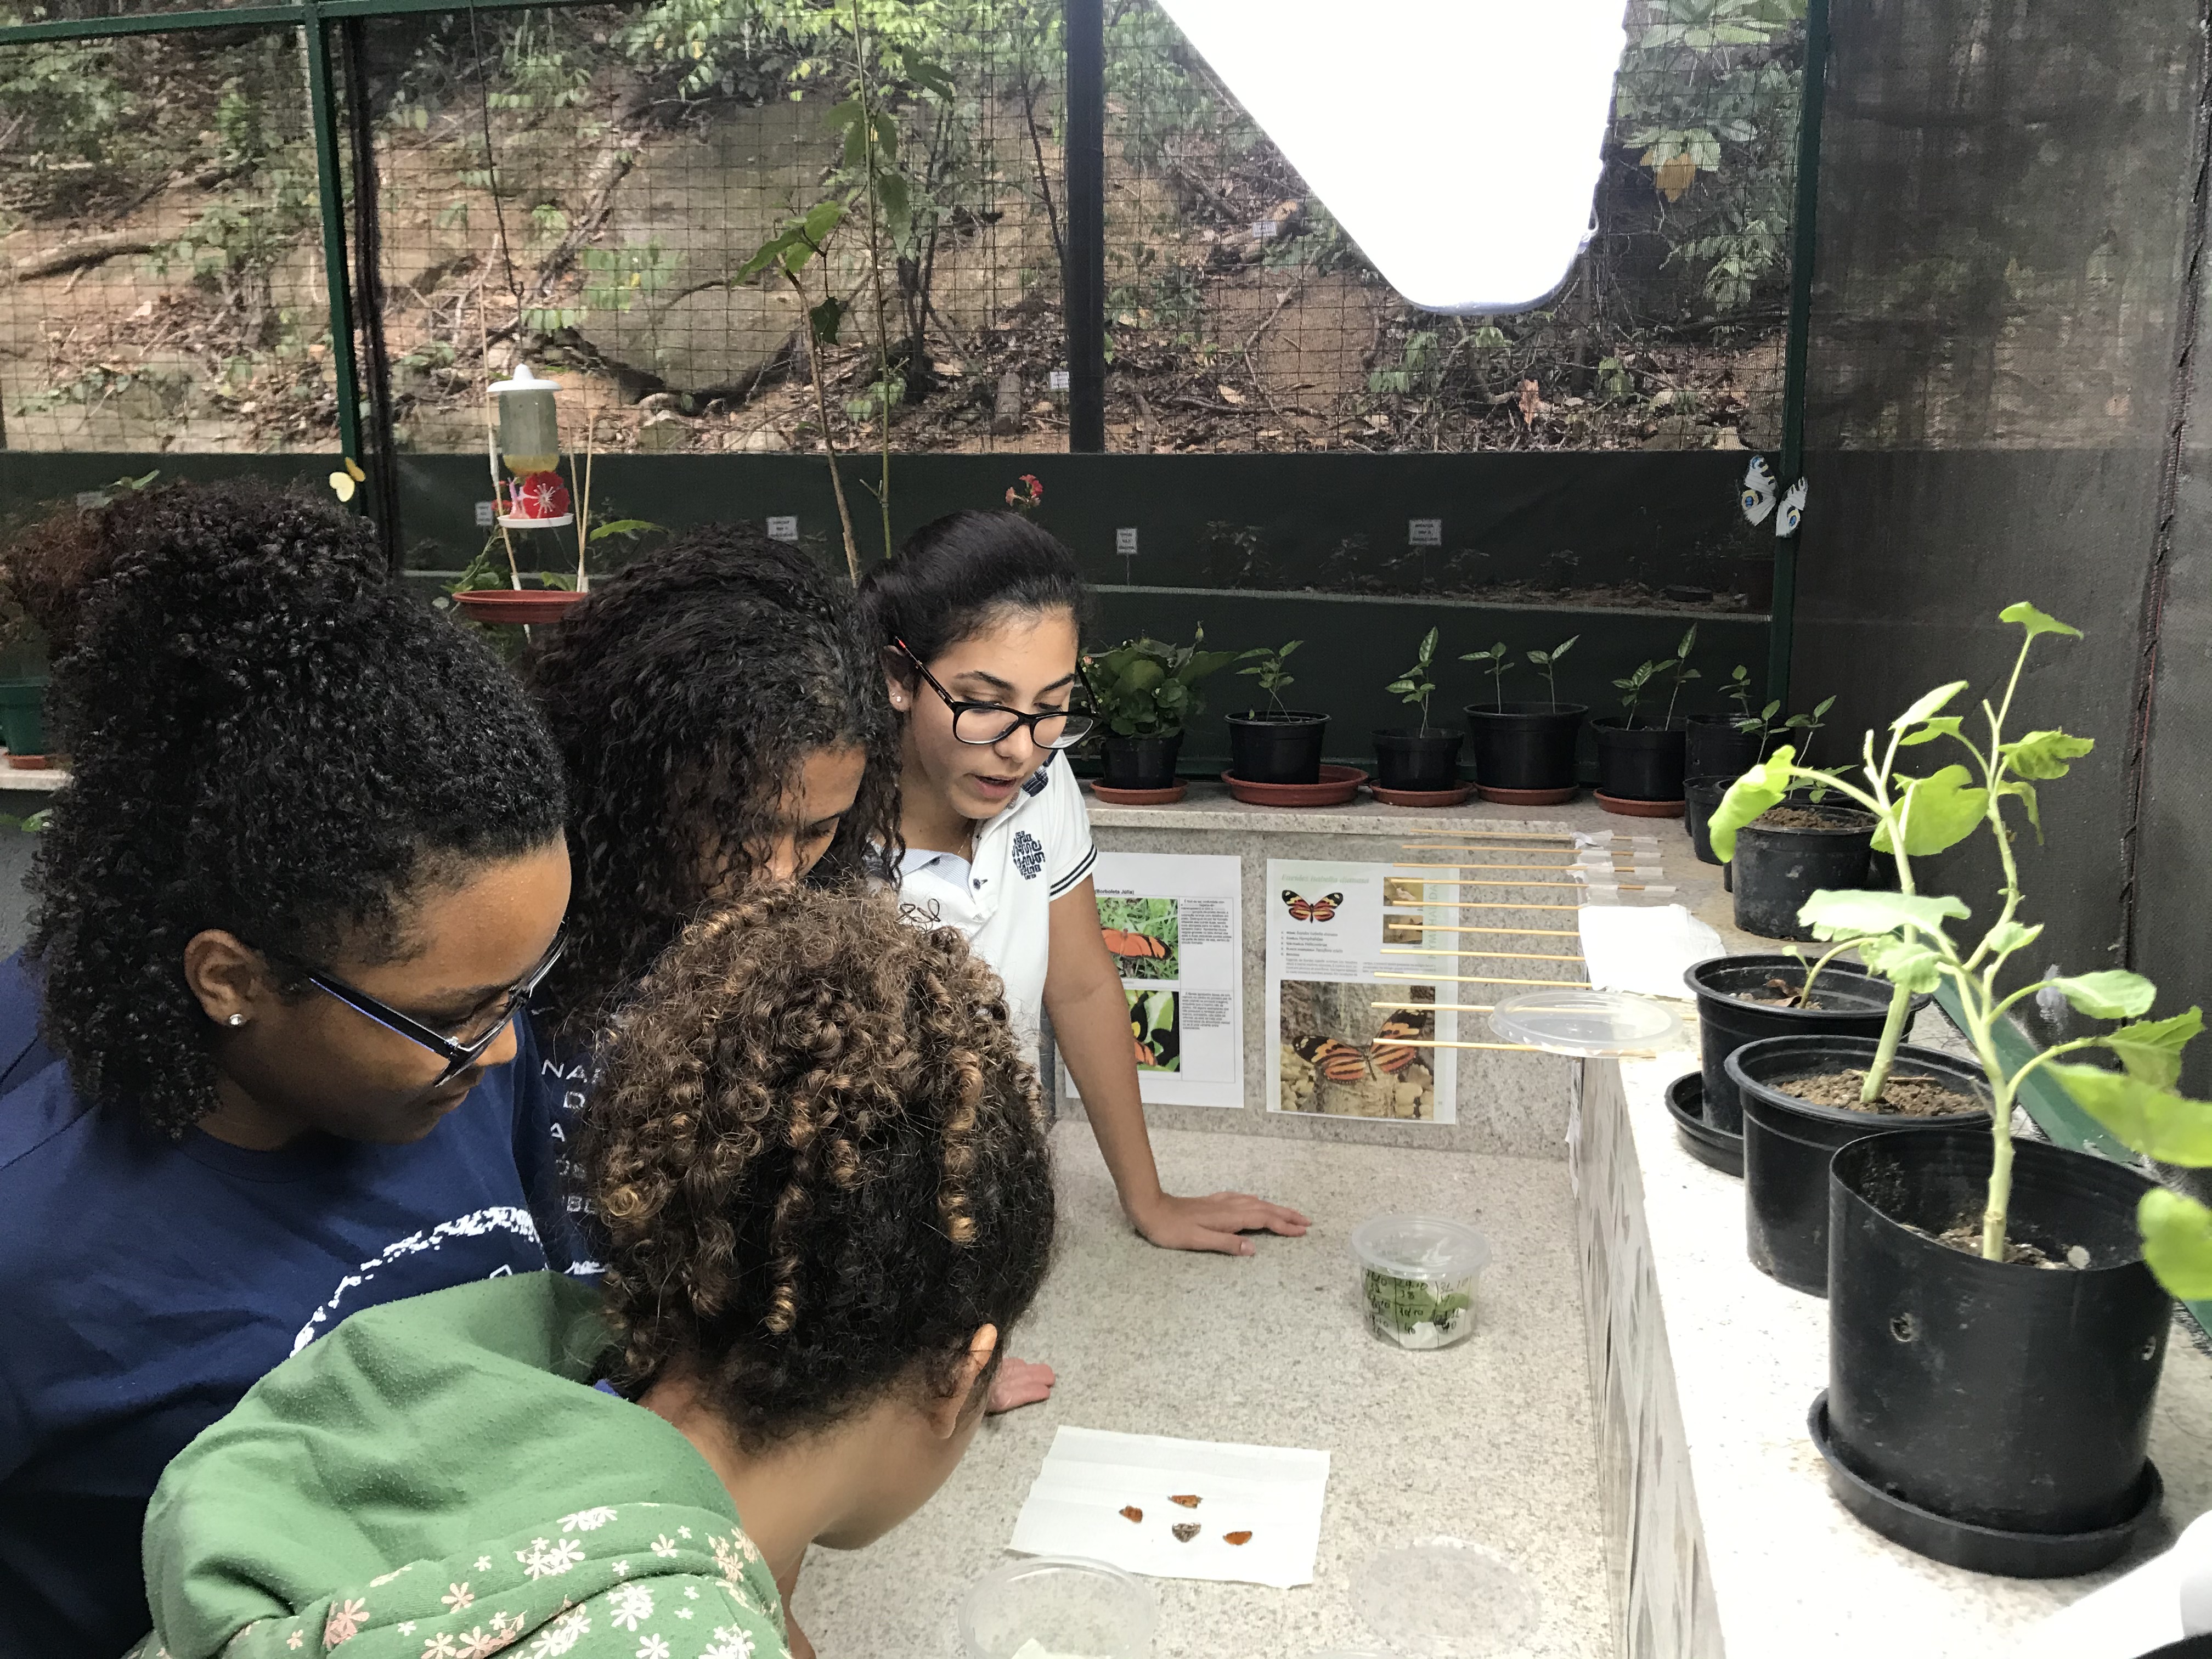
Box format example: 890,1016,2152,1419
1223,1531,1253,1546
1119,1506,1143,1523
1169,1494,1201,1508
1172,1522,1200,1542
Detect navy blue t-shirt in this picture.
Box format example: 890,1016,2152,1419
0,950,56,1097
0,1012,584,1657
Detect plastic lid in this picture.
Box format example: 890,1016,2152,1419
957,1555,1156,1659
1351,1214,1490,1283
1487,988,1680,1056
488,363,560,395
1356,1540,1539,1657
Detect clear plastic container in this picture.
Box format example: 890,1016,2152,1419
1356,1539,1539,1657
1488,988,1680,1056
958,1555,1158,1659
1351,1214,1491,1350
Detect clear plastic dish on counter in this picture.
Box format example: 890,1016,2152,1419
958,1555,1157,1659
1487,987,1680,1056
1356,1539,1540,1657
1351,1214,1492,1350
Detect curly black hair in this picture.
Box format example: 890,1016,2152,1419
583,885,1055,1447
17,479,568,1136
525,526,900,1044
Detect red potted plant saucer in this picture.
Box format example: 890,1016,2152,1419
1221,765,1367,807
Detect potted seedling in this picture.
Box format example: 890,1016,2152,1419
1459,634,1584,804
1592,626,1695,813
1718,694,1876,938
1685,664,1782,864
1372,627,1464,797
1228,639,1330,786
1711,602,2205,1575
1079,629,1249,799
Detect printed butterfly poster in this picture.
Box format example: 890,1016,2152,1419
1265,860,1457,1124
1064,851,1246,1110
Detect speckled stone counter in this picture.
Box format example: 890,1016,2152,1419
793,1122,1613,1659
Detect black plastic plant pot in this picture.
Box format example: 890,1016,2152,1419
1727,1035,1989,1296
1099,731,1183,792
1592,717,1688,803
1683,956,1916,1136
1685,714,1762,782
1372,727,1464,792
1227,710,1329,786
1462,702,1586,792
1684,775,1733,864
1822,1128,2170,1573
1730,806,1878,940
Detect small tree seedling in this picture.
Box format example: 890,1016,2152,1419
1708,601,2212,1298
1460,640,1513,709
1240,639,1302,714
1663,624,1700,726
1526,635,1578,712
1386,627,1442,731
1080,626,1251,740
1612,656,1678,729
1785,694,1838,770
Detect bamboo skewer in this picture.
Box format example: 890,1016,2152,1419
1375,972,1592,988
1373,1001,1497,1013
1387,1039,1660,1058
1383,928,1582,940
1382,945,1584,960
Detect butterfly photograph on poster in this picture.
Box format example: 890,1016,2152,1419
1278,983,1439,1120
1097,894,1180,981
1127,988,1181,1073
1281,889,1343,923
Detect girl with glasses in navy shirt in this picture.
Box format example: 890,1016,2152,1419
0,481,575,1657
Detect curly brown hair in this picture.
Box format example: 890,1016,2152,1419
582,885,1055,1446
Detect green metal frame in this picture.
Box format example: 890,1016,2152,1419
1768,0,1831,713
1935,979,2212,1337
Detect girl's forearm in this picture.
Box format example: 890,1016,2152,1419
1049,972,1167,1214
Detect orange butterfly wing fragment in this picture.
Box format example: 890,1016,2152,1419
1119,1505,1143,1523
1224,1531,1253,1546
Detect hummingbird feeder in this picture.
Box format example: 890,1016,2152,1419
489,364,574,529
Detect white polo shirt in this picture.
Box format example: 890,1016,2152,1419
895,757,1098,1062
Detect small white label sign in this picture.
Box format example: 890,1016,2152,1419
1115,527,1138,556
766,516,799,542
1048,369,1071,392
1408,518,1443,547
474,500,496,527
1251,218,1279,239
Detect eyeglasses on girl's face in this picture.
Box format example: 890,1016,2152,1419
894,639,1094,750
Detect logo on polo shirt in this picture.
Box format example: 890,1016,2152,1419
1012,830,1045,879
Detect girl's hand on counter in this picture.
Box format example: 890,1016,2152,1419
987,1355,1058,1414
1128,1189,1312,1255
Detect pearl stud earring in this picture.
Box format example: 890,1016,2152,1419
227,1013,246,1027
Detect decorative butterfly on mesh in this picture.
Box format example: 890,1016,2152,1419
1369,1008,1432,1076
1740,456,1778,526
1102,928,1171,961
1281,890,1344,923
1774,478,1808,539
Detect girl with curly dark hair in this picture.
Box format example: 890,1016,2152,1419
524,524,900,1052
0,481,575,1657
860,510,1307,1410
136,887,1054,1659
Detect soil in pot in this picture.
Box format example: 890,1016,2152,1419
1772,1066,1984,1116
1731,806,1877,940
1227,710,1328,786
1463,702,1585,794
1684,955,1908,1135
1592,718,1688,803
1100,732,1183,792
1373,727,1464,793
1726,1034,1988,1296
1824,1129,2169,1572
1685,715,1762,781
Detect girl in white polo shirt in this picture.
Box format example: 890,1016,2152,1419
859,511,1309,1408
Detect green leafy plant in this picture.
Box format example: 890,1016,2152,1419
1080,627,1249,740
1460,639,1513,708
1784,693,1837,769
1386,627,1442,731
1526,635,1579,712
1723,662,1785,758
1239,639,1302,714
1663,624,1701,725
1708,602,2212,1295
1612,654,1678,728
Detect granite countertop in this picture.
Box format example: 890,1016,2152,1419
1081,779,1680,840
792,1121,1613,1659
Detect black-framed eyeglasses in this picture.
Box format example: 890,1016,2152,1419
269,925,567,1088
895,639,1094,749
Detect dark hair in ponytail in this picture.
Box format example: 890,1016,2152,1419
14,479,567,1136
856,509,1091,669
525,524,901,1043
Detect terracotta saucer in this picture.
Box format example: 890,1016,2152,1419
1596,791,1686,819
1088,781,1187,805
1368,782,1475,808
5,755,50,770
1477,783,1578,805
1221,765,1367,807
453,589,585,624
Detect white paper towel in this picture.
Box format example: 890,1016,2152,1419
1007,1426,1330,1588
1577,903,1723,1000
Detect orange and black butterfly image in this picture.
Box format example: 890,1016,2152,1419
1102,928,1171,962
1293,1033,1371,1084
1282,890,1344,923
1369,1008,1432,1076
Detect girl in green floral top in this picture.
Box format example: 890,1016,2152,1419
134,887,1057,1659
